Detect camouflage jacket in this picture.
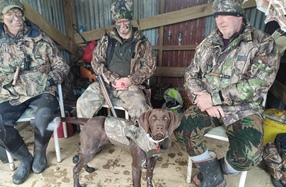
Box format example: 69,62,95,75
91,27,156,86
0,21,70,105
185,22,280,125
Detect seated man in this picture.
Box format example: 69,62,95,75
76,0,156,121
0,0,69,184
175,0,280,186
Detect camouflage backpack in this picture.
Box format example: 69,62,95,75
263,133,286,187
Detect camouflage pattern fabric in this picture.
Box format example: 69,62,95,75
76,81,151,120
184,22,280,126
110,0,133,22
105,116,158,157
175,105,264,171
77,27,155,119
212,0,245,16
91,27,156,87
271,29,286,56
104,116,132,148
263,142,284,181
0,0,24,14
0,21,70,105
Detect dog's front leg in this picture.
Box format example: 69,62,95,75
130,140,146,187
146,156,157,187
132,165,142,187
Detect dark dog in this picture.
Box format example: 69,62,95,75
61,109,180,187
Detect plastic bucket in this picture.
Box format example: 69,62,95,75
264,109,286,145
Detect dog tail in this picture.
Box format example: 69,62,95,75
61,117,89,125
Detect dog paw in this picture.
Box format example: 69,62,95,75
84,165,96,173
72,155,80,164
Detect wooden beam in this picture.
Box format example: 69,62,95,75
63,0,78,59
74,0,257,44
23,0,77,54
269,80,286,105
152,45,196,51
154,67,185,77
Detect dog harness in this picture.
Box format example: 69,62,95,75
104,116,163,158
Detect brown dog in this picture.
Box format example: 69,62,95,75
61,109,180,187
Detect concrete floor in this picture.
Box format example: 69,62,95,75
0,122,275,187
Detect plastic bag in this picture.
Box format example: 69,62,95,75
82,40,96,63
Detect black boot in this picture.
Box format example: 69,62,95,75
219,157,241,175
11,144,33,184
32,131,53,174
193,151,226,187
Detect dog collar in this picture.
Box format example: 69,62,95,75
146,133,168,153
146,133,168,144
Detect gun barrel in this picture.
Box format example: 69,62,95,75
98,75,117,117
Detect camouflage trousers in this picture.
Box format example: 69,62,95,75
76,81,151,120
174,105,264,171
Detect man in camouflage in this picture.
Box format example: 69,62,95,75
0,0,69,184
174,0,280,186
76,0,155,120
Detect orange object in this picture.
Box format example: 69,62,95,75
80,66,96,82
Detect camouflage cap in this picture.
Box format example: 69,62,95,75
0,0,24,14
212,0,244,17
111,0,133,22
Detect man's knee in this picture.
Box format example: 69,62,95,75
226,149,263,171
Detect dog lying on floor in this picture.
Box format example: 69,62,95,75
61,109,180,187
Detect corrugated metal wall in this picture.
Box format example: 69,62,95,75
25,0,70,63
74,0,159,46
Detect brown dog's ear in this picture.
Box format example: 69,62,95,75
138,109,152,133
167,111,181,136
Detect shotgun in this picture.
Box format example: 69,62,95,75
98,75,117,117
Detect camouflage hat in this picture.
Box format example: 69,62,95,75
212,0,244,17
111,0,133,22
0,0,24,14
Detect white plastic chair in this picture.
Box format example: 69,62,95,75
186,126,248,187
186,95,268,187
6,84,67,170
102,98,129,120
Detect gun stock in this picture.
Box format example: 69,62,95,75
98,75,117,117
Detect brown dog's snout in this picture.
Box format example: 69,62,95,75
156,124,164,131
152,124,166,140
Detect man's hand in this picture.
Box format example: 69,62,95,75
114,77,132,90
206,106,225,118
194,91,213,111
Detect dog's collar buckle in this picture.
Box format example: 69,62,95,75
156,143,160,153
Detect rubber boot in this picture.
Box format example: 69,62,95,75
193,151,226,187
32,131,53,174
218,157,241,175
11,144,33,184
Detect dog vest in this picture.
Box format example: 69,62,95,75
104,116,160,158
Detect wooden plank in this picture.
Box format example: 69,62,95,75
74,0,256,44
269,80,286,105
74,26,114,44
154,67,185,77
63,0,78,58
23,0,77,54
152,45,196,51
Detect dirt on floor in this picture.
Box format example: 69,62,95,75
0,123,275,187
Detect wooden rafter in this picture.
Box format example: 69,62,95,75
23,0,78,55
